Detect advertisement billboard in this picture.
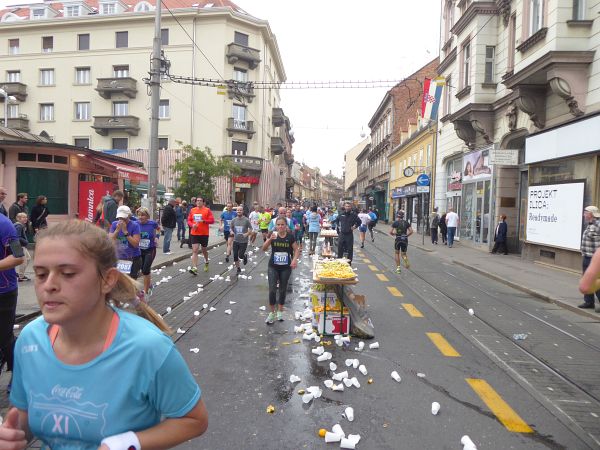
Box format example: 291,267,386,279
462,149,492,183
526,182,584,251
78,181,114,223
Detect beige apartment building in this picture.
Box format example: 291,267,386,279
343,137,369,202
0,0,293,206
435,0,599,270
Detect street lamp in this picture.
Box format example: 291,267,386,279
0,88,18,128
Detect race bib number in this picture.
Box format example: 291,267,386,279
235,226,244,235
225,220,232,228
117,259,133,274
194,214,203,223
139,238,150,249
273,252,289,265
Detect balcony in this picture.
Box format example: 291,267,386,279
226,117,255,139
284,151,294,165
226,43,261,69
272,108,285,127
223,154,263,172
0,116,29,131
95,77,138,99
227,83,255,103
0,83,27,102
271,136,284,155
92,115,140,136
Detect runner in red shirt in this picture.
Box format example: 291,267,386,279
187,197,215,274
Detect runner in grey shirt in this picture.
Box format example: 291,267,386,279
231,206,252,273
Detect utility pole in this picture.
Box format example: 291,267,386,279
148,2,162,221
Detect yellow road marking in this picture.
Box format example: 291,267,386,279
387,287,403,297
368,265,379,272
466,378,533,433
363,258,372,263
376,274,389,282
401,303,423,317
426,332,461,357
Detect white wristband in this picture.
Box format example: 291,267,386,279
101,431,141,450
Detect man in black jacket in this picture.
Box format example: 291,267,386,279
332,202,361,263
100,190,124,231
161,199,177,254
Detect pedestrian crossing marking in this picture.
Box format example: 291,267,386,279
363,258,372,263
426,332,461,357
387,287,403,297
376,274,389,282
368,265,379,272
466,378,533,433
401,303,423,317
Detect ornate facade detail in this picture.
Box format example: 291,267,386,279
453,120,476,149
506,101,518,131
549,77,584,117
496,0,511,26
516,27,547,53
513,87,545,129
471,120,493,144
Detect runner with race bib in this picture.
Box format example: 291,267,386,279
136,207,160,295
390,210,413,273
108,205,142,279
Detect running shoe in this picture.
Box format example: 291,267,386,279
189,266,198,276
276,311,283,322
404,257,411,269
204,262,209,272
243,254,248,265
395,266,401,274
265,312,275,324
237,267,242,274
225,256,230,263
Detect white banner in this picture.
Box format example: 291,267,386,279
526,182,584,251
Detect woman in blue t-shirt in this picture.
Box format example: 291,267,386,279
0,220,208,449
136,207,160,295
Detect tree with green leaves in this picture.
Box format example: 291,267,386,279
171,144,240,202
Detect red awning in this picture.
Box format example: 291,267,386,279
87,156,148,182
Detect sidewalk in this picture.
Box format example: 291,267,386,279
374,228,598,320
15,221,225,318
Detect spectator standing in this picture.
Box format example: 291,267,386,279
14,213,31,282
0,187,7,216
579,206,600,310
445,208,460,248
100,190,124,231
8,193,28,224
160,199,177,255
430,208,440,245
176,201,186,242
439,212,448,245
30,195,49,236
332,202,361,264
491,214,508,255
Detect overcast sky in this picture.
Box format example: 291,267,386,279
236,0,441,177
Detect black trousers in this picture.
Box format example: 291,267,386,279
337,232,354,262
492,241,508,255
232,241,248,262
0,289,18,372
431,228,438,243
268,266,292,305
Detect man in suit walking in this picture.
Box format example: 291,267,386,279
491,214,508,255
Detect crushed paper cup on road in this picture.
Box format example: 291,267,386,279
332,371,349,381
302,393,314,404
343,378,353,387
209,307,216,312
468,308,474,316
229,301,236,304
324,432,342,443
194,311,200,316
289,374,301,384
314,335,321,343
344,407,354,422
303,333,315,341
312,346,325,355
176,328,186,334
351,377,360,388
345,359,354,367
329,362,337,371
369,342,379,349
165,306,172,314
332,383,344,392
294,325,304,333
189,348,199,353
461,435,477,450
259,306,266,311
183,296,191,301
306,386,322,398
431,402,440,415
347,434,361,445
294,311,301,320
324,379,334,388
317,352,331,362
340,438,356,449
352,359,359,369
224,309,232,315
202,304,208,309
358,341,365,350
391,371,402,383
332,424,345,438
417,372,426,378
358,365,368,376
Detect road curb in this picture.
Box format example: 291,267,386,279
452,260,599,321
150,239,226,269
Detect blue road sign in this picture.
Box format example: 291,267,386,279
416,174,430,186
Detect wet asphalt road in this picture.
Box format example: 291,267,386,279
147,233,600,450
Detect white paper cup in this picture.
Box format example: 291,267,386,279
329,362,337,371
343,378,353,387
289,375,300,383
391,371,402,382
332,371,348,381
332,424,345,437
340,438,356,449
344,406,354,422
358,364,368,376
324,432,342,443
431,402,440,415
351,377,360,388
345,358,353,367
317,353,330,362
312,346,325,355
324,379,334,388
347,434,361,445
369,342,379,349
332,383,344,392
302,393,314,404
352,359,359,369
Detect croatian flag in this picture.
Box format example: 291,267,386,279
421,77,445,121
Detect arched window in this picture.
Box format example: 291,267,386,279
1,12,20,22
134,1,154,12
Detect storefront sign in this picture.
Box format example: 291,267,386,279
462,150,492,182
448,182,462,191
233,176,259,184
417,186,430,193
526,182,584,251
391,185,417,198
490,149,519,166
78,181,114,223
235,183,251,189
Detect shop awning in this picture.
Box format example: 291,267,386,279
124,180,166,195
87,156,148,182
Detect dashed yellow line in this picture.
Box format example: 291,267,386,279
387,286,403,297
376,273,389,282
401,303,423,317
368,265,379,272
363,258,372,263
466,378,533,433
426,332,461,357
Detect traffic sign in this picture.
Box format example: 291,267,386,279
416,174,430,186
416,186,430,193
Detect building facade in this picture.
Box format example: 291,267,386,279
343,137,369,202
0,0,293,205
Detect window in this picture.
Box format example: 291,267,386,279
134,1,152,12
39,103,54,121
232,104,247,128
113,102,128,116
78,34,89,51
508,14,516,72
8,39,19,55
444,0,454,41
444,76,452,116
74,102,90,120
573,0,585,20
427,144,431,164
113,65,129,78
31,8,45,19
158,137,169,150
101,3,116,14
54,155,68,164
530,0,543,34
112,138,128,150
38,154,53,163
234,31,249,46
115,31,128,48
232,141,247,161
159,99,170,119
7,104,19,119
39,69,55,85
484,46,495,83
64,5,80,17
42,36,53,53
161,28,169,45
461,41,471,88
6,70,20,82
74,137,90,148
75,67,90,84
18,153,36,162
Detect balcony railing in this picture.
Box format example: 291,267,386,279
92,115,140,136
271,136,285,155
227,83,255,103
95,77,138,99
272,108,285,127
223,154,263,172
226,117,255,138
0,116,29,131
0,82,27,101
226,43,261,69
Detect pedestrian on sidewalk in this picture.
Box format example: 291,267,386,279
188,197,214,275
2,220,208,448
430,207,440,244
332,202,361,264
220,202,236,262
579,205,600,310
14,213,31,282
100,190,123,231
109,206,142,280
439,211,448,244
8,193,29,224
176,200,186,242
262,216,299,324
136,207,160,295
160,199,177,255
491,214,509,255
30,196,49,238
390,210,413,273
445,207,459,248
231,206,251,274
358,209,371,249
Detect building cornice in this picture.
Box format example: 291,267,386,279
388,123,436,160
438,47,456,74
450,2,498,36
